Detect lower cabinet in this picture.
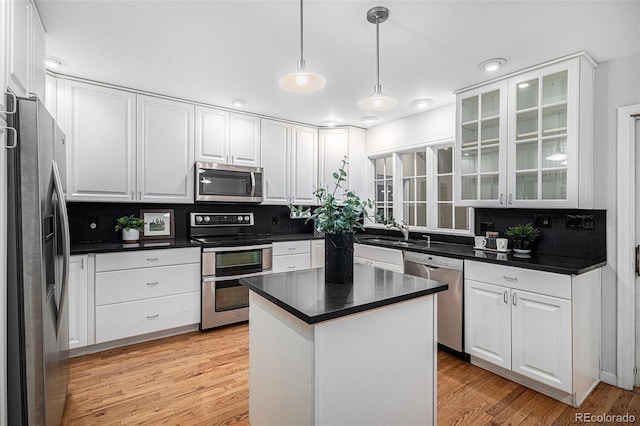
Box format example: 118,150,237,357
464,260,600,407
272,240,311,273
310,239,325,268
68,254,93,349
354,244,404,273
94,247,200,344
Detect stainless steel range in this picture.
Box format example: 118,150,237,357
190,212,272,330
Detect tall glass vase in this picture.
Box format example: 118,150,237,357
324,233,354,284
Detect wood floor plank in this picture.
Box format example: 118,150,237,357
62,324,640,425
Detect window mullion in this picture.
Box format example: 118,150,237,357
426,147,437,230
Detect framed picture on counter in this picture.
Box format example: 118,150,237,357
140,209,174,239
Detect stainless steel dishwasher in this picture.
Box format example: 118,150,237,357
404,251,465,356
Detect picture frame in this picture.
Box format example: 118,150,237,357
139,209,175,240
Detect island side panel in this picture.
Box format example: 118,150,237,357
249,292,314,426
314,295,437,426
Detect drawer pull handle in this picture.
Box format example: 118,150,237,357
287,265,296,269
287,247,296,251
147,281,159,286
512,293,517,306
503,291,508,304
502,275,518,282
147,257,159,262
147,314,159,320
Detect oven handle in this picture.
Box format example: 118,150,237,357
203,270,273,282
203,244,273,253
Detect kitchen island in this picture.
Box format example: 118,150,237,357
241,264,448,426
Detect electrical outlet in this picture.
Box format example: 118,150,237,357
271,215,278,225
88,217,99,230
534,214,552,228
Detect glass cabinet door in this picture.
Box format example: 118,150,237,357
456,81,507,206
507,59,579,207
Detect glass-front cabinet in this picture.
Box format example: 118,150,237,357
455,53,595,208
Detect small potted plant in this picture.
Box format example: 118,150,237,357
115,215,145,243
290,156,375,284
505,223,540,254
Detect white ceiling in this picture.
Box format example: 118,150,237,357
35,0,640,128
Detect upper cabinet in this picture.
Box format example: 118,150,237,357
261,119,317,205
195,106,260,167
455,54,595,209
60,79,195,203
318,127,366,203
7,0,46,100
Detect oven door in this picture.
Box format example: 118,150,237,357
195,162,263,202
201,271,271,330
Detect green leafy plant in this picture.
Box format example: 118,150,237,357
114,215,145,232
289,157,375,234
505,223,540,241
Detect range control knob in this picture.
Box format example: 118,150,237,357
244,215,250,222
204,216,211,223
237,215,243,222
195,216,203,223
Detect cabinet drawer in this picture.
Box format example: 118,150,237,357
354,257,404,273
272,240,310,256
96,247,200,272
272,253,310,273
465,261,571,299
354,244,403,267
95,263,200,306
95,292,200,343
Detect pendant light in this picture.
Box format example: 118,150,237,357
358,6,397,112
279,0,326,93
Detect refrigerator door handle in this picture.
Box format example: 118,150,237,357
52,160,70,337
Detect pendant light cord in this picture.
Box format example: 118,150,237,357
375,17,380,88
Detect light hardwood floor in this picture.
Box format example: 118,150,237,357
62,323,640,425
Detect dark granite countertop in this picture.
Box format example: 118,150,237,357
70,238,202,254
240,263,448,325
355,235,606,275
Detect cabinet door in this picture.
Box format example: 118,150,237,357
64,80,137,202
291,125,317,205
8,0,30,96
229,112,260,166
455,81,508,207
511,289,572,392
29,8,45,100
318,128,349,197
195,105,229,163
0,0,10,113
68,255,88,349
346,127,366,199
137,95,194,203
506,60,579,208
261,119,290,204
464,280,511,369
310,240,325,268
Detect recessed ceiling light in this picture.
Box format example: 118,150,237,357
231,99,246,108
411,98,433,108
45,56,62,69
478,58,507,72
362,116,378,124
323,120,337,127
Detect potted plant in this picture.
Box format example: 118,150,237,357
290,156,374,284
115,215,145,243
505,223,540,254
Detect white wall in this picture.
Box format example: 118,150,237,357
364,53,640,382
365,104,455,154
592,53,640,379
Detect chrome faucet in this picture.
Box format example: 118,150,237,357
398,221,410,241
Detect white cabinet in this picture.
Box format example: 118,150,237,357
62,80,137,202
464,260,600,407
7,0,45,99
94,248,200,344
137,94,194,203
318,127,366,203
310,239,325,268
354,244,404,273
272,240,311,273
0,0,9,114
262,119,317,205
68,254,94,350
195,107,261,167
455,53,595,209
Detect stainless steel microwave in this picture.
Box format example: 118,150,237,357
195,162,263,203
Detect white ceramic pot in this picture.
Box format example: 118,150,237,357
122,228,140,243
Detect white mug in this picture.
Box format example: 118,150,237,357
474,236,487,248
496,238,509,251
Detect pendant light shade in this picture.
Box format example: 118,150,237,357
359,6,397,112
279,0,326,93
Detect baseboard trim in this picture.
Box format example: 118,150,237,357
600,370,618,386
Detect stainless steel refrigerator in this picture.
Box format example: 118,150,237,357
6,94,70,425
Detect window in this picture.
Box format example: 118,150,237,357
369,143,471,233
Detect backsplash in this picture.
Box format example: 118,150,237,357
67,202,314,244
475,208,606,261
